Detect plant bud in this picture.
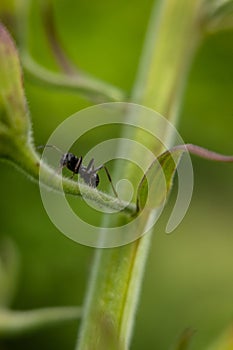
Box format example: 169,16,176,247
0,23,31,159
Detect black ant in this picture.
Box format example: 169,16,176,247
38,145,118,198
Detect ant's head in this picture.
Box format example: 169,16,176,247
60,153,82,174
37,145,82,173
60,153,75,167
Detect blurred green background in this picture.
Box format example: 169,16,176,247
0,0,233,349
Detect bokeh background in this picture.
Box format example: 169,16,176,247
0,0,233,349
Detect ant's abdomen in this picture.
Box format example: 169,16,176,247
91,173,99,187
81,173,99,187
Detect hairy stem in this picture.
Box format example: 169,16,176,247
9,142,135,215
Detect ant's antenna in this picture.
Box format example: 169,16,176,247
37,144,64,155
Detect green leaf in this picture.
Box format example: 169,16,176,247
136,147,184,213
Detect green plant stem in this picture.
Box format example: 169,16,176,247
0,19,131,217
0,306,81,338
22,53,127,103
4,141,135,215
76,1,206,349
8,141,233,224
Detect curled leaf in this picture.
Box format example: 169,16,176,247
136,147,184,213
136,144,233,214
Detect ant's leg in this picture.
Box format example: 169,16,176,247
86,158,95,172
103,166,118,198
94,165,118,198
74,156,83,173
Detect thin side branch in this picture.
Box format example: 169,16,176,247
0,306,81,338
42,1,78,75
22,54,127,103
174,144,233,162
